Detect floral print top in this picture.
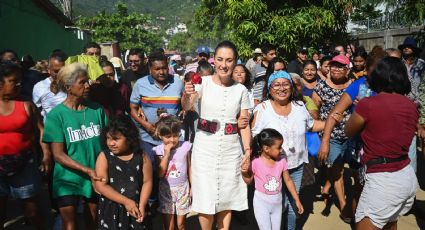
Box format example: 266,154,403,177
314,79,351,140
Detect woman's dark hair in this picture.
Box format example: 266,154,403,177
302,60,317,70
197,60,214,75
233,64,252,89
214,40,238,59
320,56,332,66
101,115,141,154
0,63,22,83
100,60,115,70
155,115,182,138
265,57,286,78
128,48,145,60
83,42,101,53
365,47,387,72
261,44,276,55
251,128,283,158
262,73,303,104
369,57,411,95
352,48,368,61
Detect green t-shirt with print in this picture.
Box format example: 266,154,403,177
42,101,108,198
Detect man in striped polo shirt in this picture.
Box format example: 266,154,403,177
130,52,184,166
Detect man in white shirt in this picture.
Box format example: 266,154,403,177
32,51,67,121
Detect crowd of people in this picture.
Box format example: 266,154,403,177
0,37,424,230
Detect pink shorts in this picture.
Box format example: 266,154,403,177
158,181,191,215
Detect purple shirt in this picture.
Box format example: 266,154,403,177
153,141,191,186
252,157,288,195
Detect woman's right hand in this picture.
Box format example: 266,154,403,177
184,81,195,95
317,141,330,165
124,199,141,219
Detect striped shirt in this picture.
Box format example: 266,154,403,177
130,75,183,145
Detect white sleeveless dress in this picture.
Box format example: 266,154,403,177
191,76,250,214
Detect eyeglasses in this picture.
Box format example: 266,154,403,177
271,83,291,90
330,66,348,71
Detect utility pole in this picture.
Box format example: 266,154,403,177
57,0,72,19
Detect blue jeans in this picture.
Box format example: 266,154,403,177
283,164,304,230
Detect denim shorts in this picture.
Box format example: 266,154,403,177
327,138,350,166
0,156,41,199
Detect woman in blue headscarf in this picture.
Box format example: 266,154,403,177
250,70,324,230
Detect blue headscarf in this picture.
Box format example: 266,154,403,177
267,70,292,89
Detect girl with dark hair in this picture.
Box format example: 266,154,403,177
348,49,368,80
301,60,319,97
153,115,192,230
240,128,303,230
232,64,254,113
182,40,251,229
94,115,152,229
251,70,324,230
345,57,417,230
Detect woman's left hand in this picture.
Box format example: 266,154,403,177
39,154,52,175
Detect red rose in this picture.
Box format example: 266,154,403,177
200,119,208,129
225,124,233,134
233,125,238,133
210,122,217,133
191,73,202,84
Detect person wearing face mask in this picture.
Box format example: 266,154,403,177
251,70,324,230
313,54,353,224
182,41,251,230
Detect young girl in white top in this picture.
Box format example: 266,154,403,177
241,128,304,230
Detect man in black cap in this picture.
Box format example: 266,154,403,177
399,37,425,104
287,47,308,75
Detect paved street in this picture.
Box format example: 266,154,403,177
4,157,425,230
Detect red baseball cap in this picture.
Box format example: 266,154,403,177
329,54,350,66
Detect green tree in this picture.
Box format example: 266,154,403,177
350,3,382,21
191,0,361,59
76,2,163,52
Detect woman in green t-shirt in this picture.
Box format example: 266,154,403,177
43,63,108,230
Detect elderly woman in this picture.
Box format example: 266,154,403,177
182,41,251,230
43,63,108,230
0,63,49,229
251,70,324,230
345,57,418,230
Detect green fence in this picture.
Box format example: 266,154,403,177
0,0,91,60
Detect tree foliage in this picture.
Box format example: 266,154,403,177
76,2,163,52
350,3,382,21
191,0,361,59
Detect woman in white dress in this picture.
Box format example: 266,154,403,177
182,41,251,230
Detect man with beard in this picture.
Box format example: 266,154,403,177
120,48,149,90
